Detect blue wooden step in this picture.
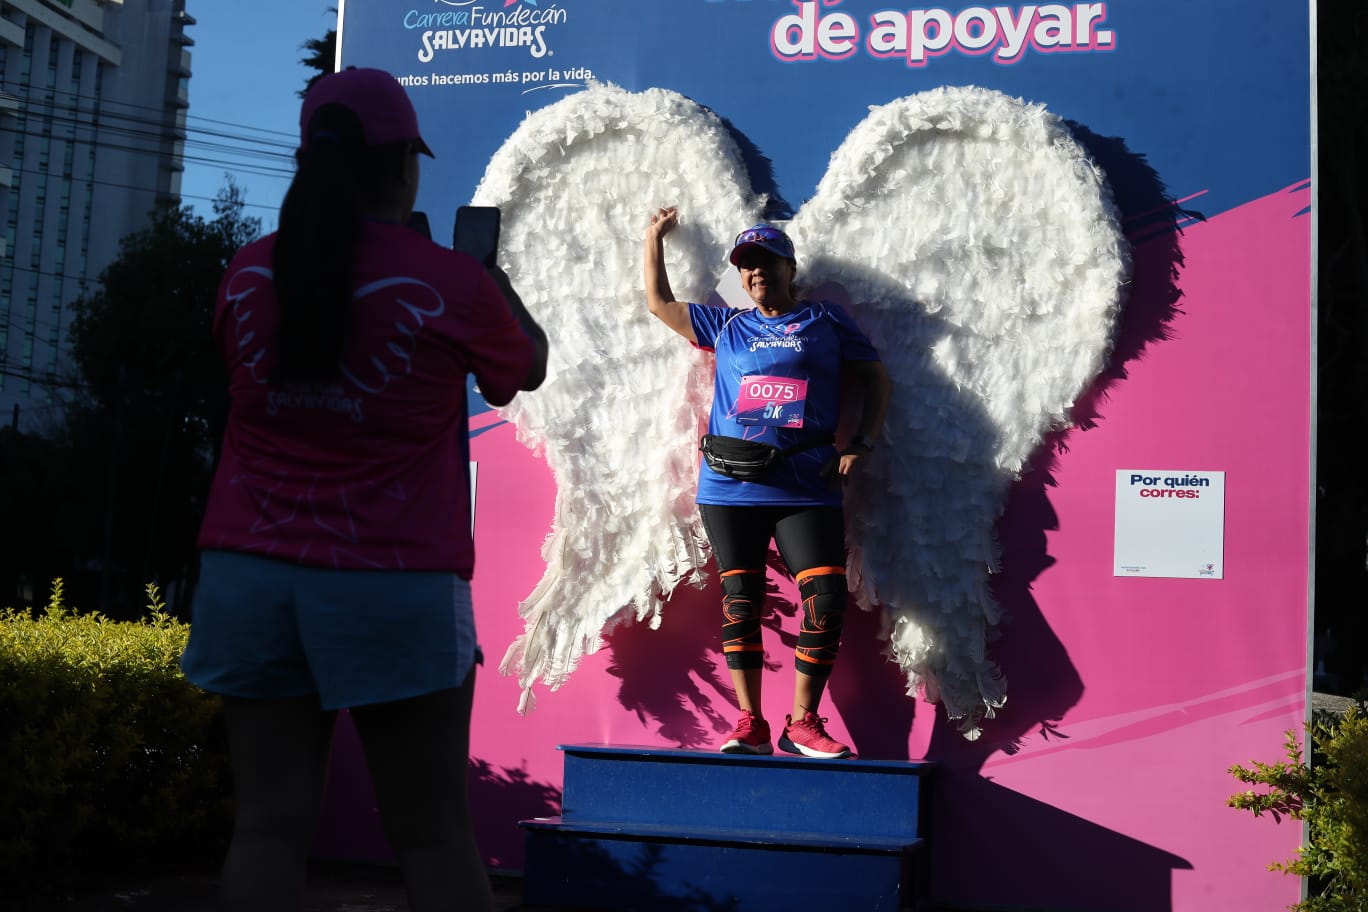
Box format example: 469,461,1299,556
523,816,923,854
519,744,934,910
521,819,923,911
557,743,933,840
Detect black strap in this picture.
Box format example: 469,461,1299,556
779,433,835,458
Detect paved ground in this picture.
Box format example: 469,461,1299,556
1312,691,1359,715
52,863,547,912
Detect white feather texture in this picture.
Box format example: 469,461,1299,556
476,84,763,712
482,83,1129,735
789,86,1129,737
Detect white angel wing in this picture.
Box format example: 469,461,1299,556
474,83,764,712
788,86,1130,737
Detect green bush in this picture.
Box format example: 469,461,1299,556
0,580,231,899
1229,700,1368,911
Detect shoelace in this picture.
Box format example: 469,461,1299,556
798,714,835,740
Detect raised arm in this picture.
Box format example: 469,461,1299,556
643,206,697,344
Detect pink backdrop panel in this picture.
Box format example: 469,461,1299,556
317,183,1311,912
913,181,1311,911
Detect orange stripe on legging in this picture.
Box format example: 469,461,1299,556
795,566,845,585
721,569,764,577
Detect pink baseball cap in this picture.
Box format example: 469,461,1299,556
300,67,434,157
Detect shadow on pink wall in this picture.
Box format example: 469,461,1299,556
310,125,1306,912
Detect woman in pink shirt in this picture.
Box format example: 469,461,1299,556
181,68,546,912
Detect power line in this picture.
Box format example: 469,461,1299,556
5,108,297,174
0,363,89,392
0,91,299,190
3,80,301,190
0,77,300,141
4,260,135,285
3,118,295,207
5,145,293,187
9,99,300,159
5,164,285,210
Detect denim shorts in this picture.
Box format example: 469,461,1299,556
181,550,478,710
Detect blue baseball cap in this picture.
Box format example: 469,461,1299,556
729,224,796,265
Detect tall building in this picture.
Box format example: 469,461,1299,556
0,0,193,435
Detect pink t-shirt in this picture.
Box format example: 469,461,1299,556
196,221,536,576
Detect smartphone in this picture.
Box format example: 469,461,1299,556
453,205,501,267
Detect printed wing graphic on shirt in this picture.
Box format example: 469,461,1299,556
482,83,1129,736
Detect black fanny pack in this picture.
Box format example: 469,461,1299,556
699,433,834,481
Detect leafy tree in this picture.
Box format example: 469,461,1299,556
299,8,338,97
0,429,93,608
52,181,261,618
1230,703,1368,911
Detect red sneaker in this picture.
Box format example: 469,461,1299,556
779,712,851,759
720,709,773,754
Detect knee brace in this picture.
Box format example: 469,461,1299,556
795,567,848,677
720,569,767,670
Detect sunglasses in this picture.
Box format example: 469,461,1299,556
735,250,785,270
733,225,795,259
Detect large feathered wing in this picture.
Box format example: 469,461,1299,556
474,84,764,712
787,86,1130,737
477,83,1129,734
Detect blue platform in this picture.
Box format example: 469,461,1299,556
520,744,934,911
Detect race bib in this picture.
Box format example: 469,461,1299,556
735,374,807,427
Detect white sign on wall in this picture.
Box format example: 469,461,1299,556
1114,470,1226,579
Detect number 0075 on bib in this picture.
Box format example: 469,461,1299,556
735,375,808,428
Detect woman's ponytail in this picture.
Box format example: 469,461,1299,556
271,103,365,385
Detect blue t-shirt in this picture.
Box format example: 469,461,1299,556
689,299,880,507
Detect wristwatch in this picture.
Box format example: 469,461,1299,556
850,434,876,452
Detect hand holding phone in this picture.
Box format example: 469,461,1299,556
453,204,545,389
453,205,501,268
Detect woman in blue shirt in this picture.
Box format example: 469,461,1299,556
644,207,891,758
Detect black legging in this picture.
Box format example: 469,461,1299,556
698,503,849,677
